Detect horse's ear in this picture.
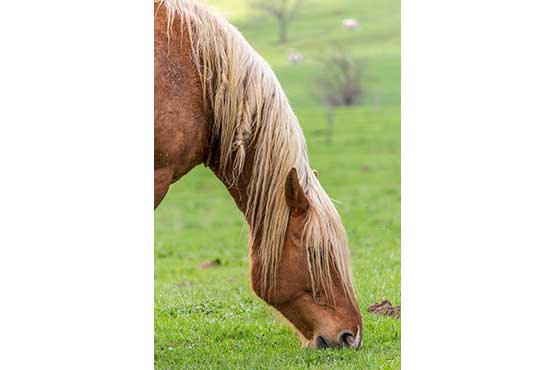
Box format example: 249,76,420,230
285,168,309,215
313,169,319,179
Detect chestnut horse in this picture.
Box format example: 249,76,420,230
154,0,362,348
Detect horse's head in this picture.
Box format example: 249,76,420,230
251,168,362,349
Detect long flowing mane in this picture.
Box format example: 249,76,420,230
158,0,354,303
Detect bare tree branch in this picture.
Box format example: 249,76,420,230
249,0,304,43
315,49,374,143
316,50,368,107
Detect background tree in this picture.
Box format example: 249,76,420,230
249,0,304,44
316,50,370,143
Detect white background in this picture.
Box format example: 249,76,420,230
1,0,554,369
403,0,555,369
0,1,152,369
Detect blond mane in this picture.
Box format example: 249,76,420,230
159,0,354,303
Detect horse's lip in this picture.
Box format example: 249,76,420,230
354,325,361,348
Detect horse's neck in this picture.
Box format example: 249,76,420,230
208,144,257,230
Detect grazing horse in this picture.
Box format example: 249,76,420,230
154,0,362,348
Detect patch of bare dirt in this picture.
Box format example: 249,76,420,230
368,300,400,319
175,281,192,288
198,258,222,269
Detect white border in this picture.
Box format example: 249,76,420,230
403,0,555,369
0,1,153,369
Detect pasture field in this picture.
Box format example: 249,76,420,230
155,0,400,368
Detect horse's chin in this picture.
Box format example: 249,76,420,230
302,336,317,348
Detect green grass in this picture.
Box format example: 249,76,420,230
155,0,400,368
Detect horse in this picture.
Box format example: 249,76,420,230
154,0,362,349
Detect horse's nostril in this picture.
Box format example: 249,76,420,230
316,336,329,349
340,331,356,347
